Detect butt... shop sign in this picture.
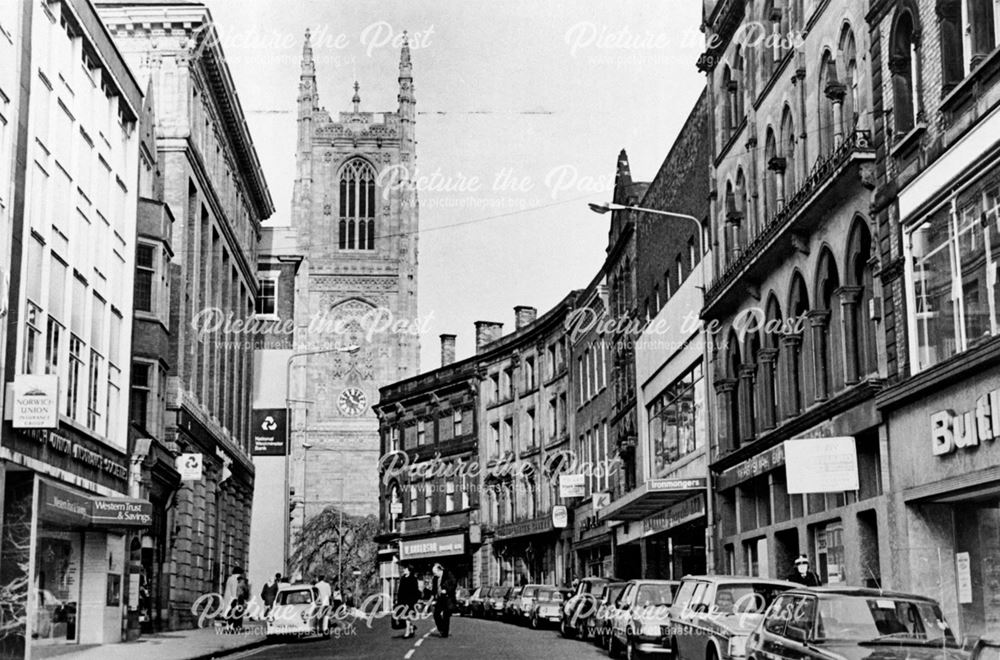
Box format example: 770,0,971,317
930,387,1000,455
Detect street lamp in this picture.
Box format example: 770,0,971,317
284,343,359,576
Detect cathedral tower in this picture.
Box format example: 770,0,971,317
288,31,420,529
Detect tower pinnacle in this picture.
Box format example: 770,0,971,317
353,81,360,113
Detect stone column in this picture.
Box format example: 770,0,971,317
837,286,863,385
809,310,832,403
756,348,778,431
714,378,738,454
768,156,787,208
827,82,847,148
778,334,803,419
738,364,757,443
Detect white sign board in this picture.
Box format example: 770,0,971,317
390,501,403,515
592,491,610,511
784,437,859,494
176,453,203,481
12,375,58,428
559,474,586,498
552,505,568,528
956,552,973,604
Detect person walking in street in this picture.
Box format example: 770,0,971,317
261,573,280,617
430,563,456,638
222,567,242,631
397,564,420,639
786,555,822,586
315,575,332,634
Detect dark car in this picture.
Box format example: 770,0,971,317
453,587,472,616
589,581,628,650
529,587,566,629
746,587,967,660
561,576,611,638
666,575,797,660
486,586,513,619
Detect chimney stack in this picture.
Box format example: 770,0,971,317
474,321,504,353
440,334,457,367
514,306,537,330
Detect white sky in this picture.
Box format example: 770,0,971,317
206,0,706,371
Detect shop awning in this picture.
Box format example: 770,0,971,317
38,479,152,529
599,477,706,521
574,532,612,552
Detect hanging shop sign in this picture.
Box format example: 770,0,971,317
11,375,59,428
38,480,152,528
592,491,610,511
552,505,568,528
251,408,287,456
176,453,203,481
559,474,586,498
784,437,859,494
930,389,1000,456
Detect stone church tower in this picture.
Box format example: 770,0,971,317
288,30,419,530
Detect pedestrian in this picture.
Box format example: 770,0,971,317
396,564,421,639
222,567,242,631
261,573,280,617
315,574,332,634
785,554,822,586
233,573,250,631
430,563,456,638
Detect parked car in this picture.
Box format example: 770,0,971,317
973,639,1000,660
529,587,566,629
589,581,628,650
454,587,472,616
609,579,679,660
467,586,488,618
561,576,610,638
486,585,513,619
266,584,328,638
665,575,797,660
746,587,966,660
514,584,546,623
502,586,524,621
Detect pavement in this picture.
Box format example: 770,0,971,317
31,623,267,660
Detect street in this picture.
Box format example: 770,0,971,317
230,615,611,660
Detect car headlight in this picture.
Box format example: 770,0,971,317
641,620,661,637
729,635,749,658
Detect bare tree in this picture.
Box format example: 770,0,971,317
290,506,379,593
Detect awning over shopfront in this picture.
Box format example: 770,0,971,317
38,479,153,529
600,477,706,521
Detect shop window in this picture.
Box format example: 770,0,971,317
724,544,736,575
647,362,704,476
811,520,845,584
774,528,800,577
743,537,768,577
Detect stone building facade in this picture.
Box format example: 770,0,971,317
286,29,420,542
97,1,274,628
699,0,888,586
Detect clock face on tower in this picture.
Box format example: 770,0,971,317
337,387,368,416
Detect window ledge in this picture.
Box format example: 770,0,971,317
890,122,926,160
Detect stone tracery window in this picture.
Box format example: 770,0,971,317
338,158,377,250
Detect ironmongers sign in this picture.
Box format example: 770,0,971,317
647,478,706,491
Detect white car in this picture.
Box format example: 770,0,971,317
265,584,329,638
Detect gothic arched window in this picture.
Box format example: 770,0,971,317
338,158,377,250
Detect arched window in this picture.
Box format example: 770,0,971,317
762,0,777,82
780,106,796,198
890,7,921,136
745,2,758,100
726,331,743,448
763,127,778,219
760,294,783,430
845,217,878,380
970,0,997,64
818,49,837,158
733,46,746,120
814,248,842,400
736,168,751,239
724,179,742,263
839,28,860,133
388,482,402,530
338,158,377,250
721,65,735,141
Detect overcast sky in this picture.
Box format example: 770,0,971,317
206,0,706,371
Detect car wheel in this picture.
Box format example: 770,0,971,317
609,636,621,659
560,618,573,638
671,638,680,660
531,613,539,629
627,636,644,660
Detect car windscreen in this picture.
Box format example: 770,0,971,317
583,580,607,594
714,584,791,614
604,585,626,603
522,587,538,597
277,590,313,605
536,590,563,602
816,597,957,644
635,584,673,607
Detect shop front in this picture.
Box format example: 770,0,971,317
880,368,1000,641
399,531,473,590
0,423,152,658
573,502,613,579
640,493,706,580
492,511,569,586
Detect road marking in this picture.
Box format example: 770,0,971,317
422,630,432,638
404,650,415,659
415,638,423,647
227,646,276,660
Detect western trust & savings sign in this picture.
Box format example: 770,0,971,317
38,481,152,528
